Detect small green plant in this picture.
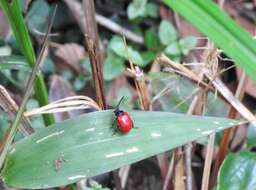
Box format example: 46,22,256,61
127,0,159,20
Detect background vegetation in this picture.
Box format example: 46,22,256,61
0,0,256,189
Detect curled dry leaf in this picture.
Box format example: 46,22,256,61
54,43,88,73
25,96,101,117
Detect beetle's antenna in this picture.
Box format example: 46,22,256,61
116,96,124,109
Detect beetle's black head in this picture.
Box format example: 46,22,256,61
113,96,125,116
114,108,123,117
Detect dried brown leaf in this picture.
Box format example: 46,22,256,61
49,75,83,122
54,43,87,73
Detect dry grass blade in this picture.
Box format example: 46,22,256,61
156,54,256,127
0,85,34,136
24,96,101,116
205,71,256,127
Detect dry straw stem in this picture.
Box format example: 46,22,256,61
121,38,169,188
83,0,106,110
200,43,218,190
211,71,247,187
118,38,153,189
156,54,256,127
63,0,143,44
24,96,101,116
124,37,151,110
0,85,34,136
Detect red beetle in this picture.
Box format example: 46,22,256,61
113,97,134,133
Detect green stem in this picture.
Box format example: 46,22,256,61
0,0,54,126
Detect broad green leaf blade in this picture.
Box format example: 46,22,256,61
0,55,30,71
127,0,147,20
217,152,256,190
158,20,177,45
179,36,197,55
109,36,144,66
164,0,256,81
103,52,125,81
2,110,239,189
0,0,54,125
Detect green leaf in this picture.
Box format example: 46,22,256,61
0,112,10,141
127,0,147,20
246,124,256,149
165,42,181,56
217,151,256,190
0,45,12,56
179,36,197,55
146,3,159,18
42,56,55,74
150,72,194,113
144,28,161,50
2,110,239,189
0,55,30,71
103,52,125,81
109,36,144,66
158,20,177,45
141,51,156,66
73,75,87,91
164,0,256,81
26,0,51,32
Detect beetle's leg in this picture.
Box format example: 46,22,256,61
112,120,119,135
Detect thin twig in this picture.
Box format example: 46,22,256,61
201,134,215,190
162,153,175,190
0,6,57,169
0,85,34,136
63,0,143,44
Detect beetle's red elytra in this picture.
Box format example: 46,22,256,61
113,97,134,133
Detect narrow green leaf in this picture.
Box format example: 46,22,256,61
2,110,239,189
0,55,30,71
158,20,177,45
164,0,256,80
217,152,256,190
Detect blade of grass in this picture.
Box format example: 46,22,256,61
0,0,54,125
1,110,241,189
0,55,30,71
163,0,256,81
0,6,57,170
